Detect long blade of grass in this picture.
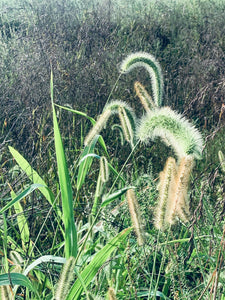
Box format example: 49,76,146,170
11,189,32,254
66,227,132,300
0,273,35,292
51,70,77,258
8,146,58,215
55,104,109,156
76,135,100,192
23,255,66,276
0,183,47,214
101,186,135,208
54,104,96,124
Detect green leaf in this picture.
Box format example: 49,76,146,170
101,186,135,208
11,189,32,254
51,70,77,258
8,146,59,216
55,104,109,157
0,184,46,214
76,135,100,192
23,255,66,276
66,227,132,300
0,273,35,292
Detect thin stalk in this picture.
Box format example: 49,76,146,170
108,140,140,195
154,226,171,298
148,228,161,300
104,73,122,106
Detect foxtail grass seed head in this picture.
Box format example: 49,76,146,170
100,156,109,183
84,109,111,146
1,286,10,300
118,106,135,148
154,157,177,230
137,107,203,160
218,150,225,173
134,81,156,112
120,52,163,107
164,155,194,225
84,100,136,146
126,189,145,246
108,287,117,300
55,256,76,300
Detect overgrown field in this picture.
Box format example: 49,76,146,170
1,0,225,299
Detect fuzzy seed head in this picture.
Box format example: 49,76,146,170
55,256,76,300
100,156,109,183
84,109,111,146
118,106,135,148
126,189,145,246
154,157,177,229
137,107,203,159
164,155,194,225
218,150,225,173
108,287,117,300
120,52,163,107
134,81,156,112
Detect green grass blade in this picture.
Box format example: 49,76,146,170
54,104,96,125
23,255,66,276
11,189,32,254
66,227,132,300
0,273,35,292
50,70,77,258
0,183,46,214
55,104,109,156
8,146,59,216
101,186,135,208
76,135,100,192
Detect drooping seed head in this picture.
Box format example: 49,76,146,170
126,189,145,246
164,155,194,225
137,107,203,160
154,157,177,230
120,52,163,107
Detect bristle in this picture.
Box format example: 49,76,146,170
118,106,135,148
137,107,203,160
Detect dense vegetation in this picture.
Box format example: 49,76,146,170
1,0,225,299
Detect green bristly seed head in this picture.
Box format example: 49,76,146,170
137,107,203,159
84,100,136,147
120,52,163,107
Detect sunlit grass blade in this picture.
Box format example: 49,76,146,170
10,189,32,254
101,186,135,208
65,227,132,300
77,135,100,192
51,70,77,258
55,104,109,157
0,183,47,214
8,146,60,217
23,255,66,276
0,273,36,293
